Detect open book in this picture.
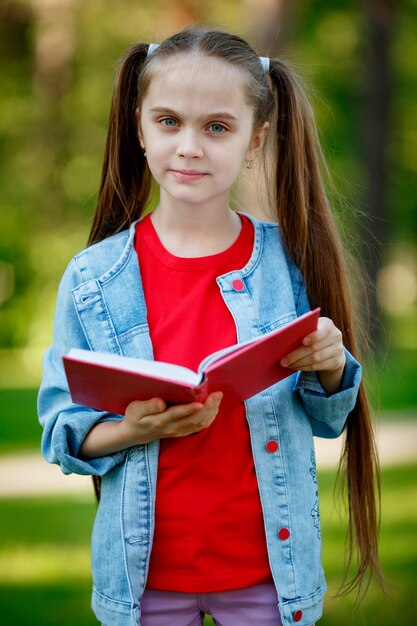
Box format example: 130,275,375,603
63,308,320,415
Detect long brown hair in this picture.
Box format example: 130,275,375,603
89,28,383,595
267,58,383,595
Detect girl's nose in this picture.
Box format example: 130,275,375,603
176,130,203,159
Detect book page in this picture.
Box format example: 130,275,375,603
197,341,250,373
197,325,289,372
67,349,203,387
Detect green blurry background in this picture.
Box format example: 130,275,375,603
0,1,416,625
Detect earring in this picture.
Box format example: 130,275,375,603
246,160,253,170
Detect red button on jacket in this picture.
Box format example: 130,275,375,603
265,440,279,453
278,527,290,540
232,279,244,291
293,609,303,622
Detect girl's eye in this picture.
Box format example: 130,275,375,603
209,123,226,134
161,118,178,127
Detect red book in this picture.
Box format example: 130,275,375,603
63,308,320,415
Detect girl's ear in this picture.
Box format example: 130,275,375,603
135,107,145,149
246,121,270,162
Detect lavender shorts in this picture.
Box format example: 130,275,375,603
139,583,283,626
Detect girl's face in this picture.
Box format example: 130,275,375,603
138,55,269,211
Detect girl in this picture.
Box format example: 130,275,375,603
38,28,382,626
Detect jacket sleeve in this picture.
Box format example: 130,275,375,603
291,269,362,439
37,258,128,476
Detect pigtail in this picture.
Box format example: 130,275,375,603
89,44,152,501
88,43,152,245
268,59,384,595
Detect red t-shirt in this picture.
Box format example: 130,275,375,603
135,214,272,592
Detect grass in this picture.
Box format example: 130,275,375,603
0,388,44,454
1,465,416,625
0,496,96,625
364,347,417,413
318,465,417,625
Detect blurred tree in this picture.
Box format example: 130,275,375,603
32,0,80,222
360,0,396,348
244,0,298,55
0,0,35,348
160,0,207,31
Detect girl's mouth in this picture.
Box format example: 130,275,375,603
170,169,207,182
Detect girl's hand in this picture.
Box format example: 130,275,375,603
280,317,346,395
79,393,223,459
122,392,223,446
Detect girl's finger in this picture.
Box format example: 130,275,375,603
166,393,223,436
288,348,346,372
282,333,343,367
281,346,311,367
281,317,342,367
303,317,342,346
281,342,330,367
292,357,345,372
204,391,223,408
164,402,205,421
163,392,223,422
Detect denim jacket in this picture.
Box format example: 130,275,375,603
38,214,361,626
